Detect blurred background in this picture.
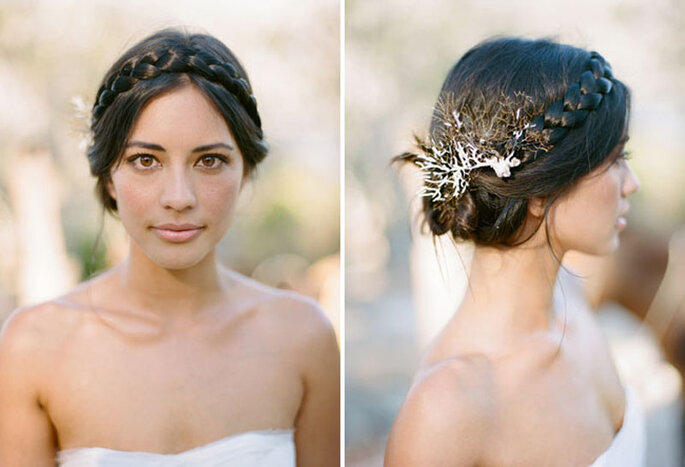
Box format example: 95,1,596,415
0,0,340,335
346,0,685,465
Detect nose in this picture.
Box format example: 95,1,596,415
622,162,640,196
160,167,197,212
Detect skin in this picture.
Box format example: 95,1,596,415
565,228,685,377
0,83,340,466
386,144,640,466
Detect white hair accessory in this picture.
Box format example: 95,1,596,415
415,95,549,203
71,95,94,151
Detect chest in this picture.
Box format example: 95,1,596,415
45,323,303,451
482,325,626,465
483,378,619,466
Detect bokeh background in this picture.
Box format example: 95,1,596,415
346,0,685,465
0,0,340,335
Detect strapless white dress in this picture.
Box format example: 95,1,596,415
55,429,295,467
590,387,645,466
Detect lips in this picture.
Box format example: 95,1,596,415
616,204,630,231
150,223,205,243
619,204,630,217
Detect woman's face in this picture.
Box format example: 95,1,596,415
108,84,245,270
548,141,640,256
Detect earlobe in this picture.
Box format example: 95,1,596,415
528,197,546,218
106,177,116,201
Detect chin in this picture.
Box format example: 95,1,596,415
603,231,622,254
583,236,620,257
566,231,620,257
140,243,214,270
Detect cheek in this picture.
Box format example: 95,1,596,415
588,174,621,219
111,176,158,219
570,173,620,218
200,178,243,221
549,173,622,251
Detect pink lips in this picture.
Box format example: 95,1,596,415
616,205,630,231
150,223,205,243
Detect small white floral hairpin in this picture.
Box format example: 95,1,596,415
413,94,549,203
71,95,94,151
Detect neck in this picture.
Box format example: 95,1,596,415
114,241,223,317
460,239,564,334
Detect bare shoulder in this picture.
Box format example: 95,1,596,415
0,300,79,357
385,356,496,467
221,267,335,336
0,299,88,407
0,269,121,358
418,355,495,426
0,293,104,462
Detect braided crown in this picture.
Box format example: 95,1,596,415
92,45,261,128
530,51,614,146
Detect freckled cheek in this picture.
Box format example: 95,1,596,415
112,178,160,219
593,178,622,218
199,179,243,223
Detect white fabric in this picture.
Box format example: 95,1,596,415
590,387,646,467
56,429,295,467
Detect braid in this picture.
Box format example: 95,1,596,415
400,38,629,244
531,52,614,146
92,46,261,128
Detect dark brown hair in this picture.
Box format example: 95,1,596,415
87,27,267,213
397,37,629,245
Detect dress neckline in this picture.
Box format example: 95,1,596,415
57,428,295,457
589,386,645,466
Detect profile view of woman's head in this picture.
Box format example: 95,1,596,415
399,37,638,255
386,36,651,467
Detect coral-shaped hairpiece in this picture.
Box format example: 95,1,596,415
415,93,550,203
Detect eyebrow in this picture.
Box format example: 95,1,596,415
125,141,235,152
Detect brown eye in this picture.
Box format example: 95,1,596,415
196,155,226,170
127,154,159,170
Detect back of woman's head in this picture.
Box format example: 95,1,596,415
398,37,629,245
88,27,267,213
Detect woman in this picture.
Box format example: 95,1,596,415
386,38,643,466
0,28,339,466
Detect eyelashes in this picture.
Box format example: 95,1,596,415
196,154,229,169
127,154,158,169
609,150,631,168
126,153,230,171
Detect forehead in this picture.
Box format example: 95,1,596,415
128,84,234,145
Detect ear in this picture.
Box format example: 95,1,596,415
106,176,116,201
528,197,546,218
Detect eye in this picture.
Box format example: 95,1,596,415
195,154,227,170
127,154,159,170
614,151,632,166
608,150,631,168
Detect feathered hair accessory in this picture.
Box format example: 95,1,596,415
414,93,551,203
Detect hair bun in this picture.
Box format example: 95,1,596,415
424,191,478,239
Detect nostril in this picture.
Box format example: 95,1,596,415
623,165,640,195
160,184,197,211
629,173,640,193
